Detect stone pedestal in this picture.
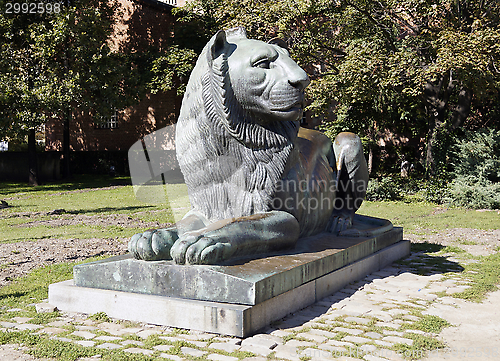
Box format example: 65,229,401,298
49,218,407,337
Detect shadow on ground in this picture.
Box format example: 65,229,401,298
269,240,465,330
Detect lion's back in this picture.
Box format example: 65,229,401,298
273,128,336,237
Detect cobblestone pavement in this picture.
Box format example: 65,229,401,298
1,249,500,361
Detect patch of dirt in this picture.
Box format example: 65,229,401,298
0,237,128,287
406,228,500,256
0,207,175,287
15,213,171,229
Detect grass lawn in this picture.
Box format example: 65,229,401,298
358,201,499,232
0,175,189,243
2,175,498,245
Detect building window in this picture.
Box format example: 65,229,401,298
97,110,118,129
160,0,177,5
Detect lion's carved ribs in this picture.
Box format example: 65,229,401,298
128,27,375,265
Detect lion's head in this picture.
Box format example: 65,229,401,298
176,28,310,222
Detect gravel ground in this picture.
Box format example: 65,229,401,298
0,237,128,288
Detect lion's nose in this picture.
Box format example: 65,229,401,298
288,69,310,91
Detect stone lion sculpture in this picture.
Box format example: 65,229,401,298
128,27,374,265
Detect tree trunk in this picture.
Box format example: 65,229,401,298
423,71,455,178
62,109,71,179
368,147,373,175
451,87,472,130
28,128,39,186
425,122,437,177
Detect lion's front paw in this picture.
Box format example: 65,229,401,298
170,234,233,265
128,229,177,261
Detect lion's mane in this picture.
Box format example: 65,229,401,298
175,28,300,222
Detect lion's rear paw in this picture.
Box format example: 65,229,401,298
128,229,177,261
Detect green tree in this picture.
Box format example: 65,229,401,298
0,0,141,184
178,0,500,177
146,3,218,97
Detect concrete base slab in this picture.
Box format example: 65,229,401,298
73,218,403,306
49,240,410,337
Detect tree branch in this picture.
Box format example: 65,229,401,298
450,87,472,130
344,0,397,52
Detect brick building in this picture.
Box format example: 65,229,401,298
45,0,181,152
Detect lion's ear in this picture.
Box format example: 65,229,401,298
208,30,229,65
268,38,288,50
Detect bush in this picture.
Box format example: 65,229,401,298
366,177,402,201
446,128,500,209
447,176,500,209
451,128,500,183
423,178,451,204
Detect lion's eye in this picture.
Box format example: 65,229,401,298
253,58,271,69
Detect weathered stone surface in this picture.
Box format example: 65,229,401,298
295,332,327,343
35,303,57,313
274,344,301,361
136,329,162,339
342,335,372,344
285,340,315,348
209,342,241,353
97,343,122,350
241,336,277,349
37,327,67,335
153,345,173,352
122,340,144,346
240,345,274,357
71,331,96,339
333,327,364,335
75,226,403,305
382,336,413,346
308,328,337,339
124,348,154,355
0,322,17,328
364,332,382,339
12,317,32,323
158,354,183,361
94,335,122,342
75,340,95,347
208,354,239,361
300,347,337,360
14,324,43,331
181,347,207,357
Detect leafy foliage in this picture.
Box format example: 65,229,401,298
446,128,500,209
0,0,142,140
451,128,500,183
148,46,198,96
366,177,401,201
